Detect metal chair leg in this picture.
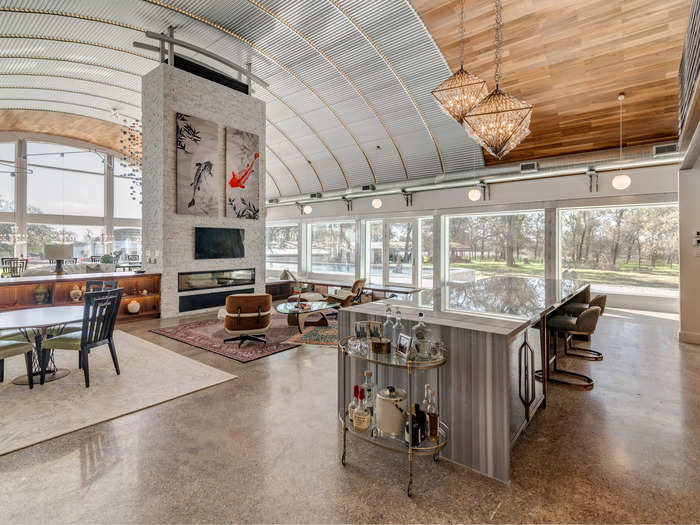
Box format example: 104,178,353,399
546,330,595,389
565,335,603,361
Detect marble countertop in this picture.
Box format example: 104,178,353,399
343,276,588,336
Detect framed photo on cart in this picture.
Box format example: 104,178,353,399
396,333,412,360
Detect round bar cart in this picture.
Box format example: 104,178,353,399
338,336,449,497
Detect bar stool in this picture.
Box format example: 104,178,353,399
545,306,601,389
562,295,607,360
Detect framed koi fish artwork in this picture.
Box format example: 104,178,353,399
225,126,260,220
176,113,219,216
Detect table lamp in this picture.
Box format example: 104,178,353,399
44,244,73,274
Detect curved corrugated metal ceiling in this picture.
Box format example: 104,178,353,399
0,0,484,197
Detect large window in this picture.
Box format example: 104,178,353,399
447,211,545,282
419,218,434,288
0,142,15,212
114,227,142,257
365,220,383,284
27,224,105,262
559,204,679,295
266,224,299,274
26,142,104,216
0,137,142,271
114,162,142,219
310,222,356,276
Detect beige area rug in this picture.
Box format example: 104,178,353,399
0,330,236,457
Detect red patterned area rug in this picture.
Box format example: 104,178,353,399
151,314,300,363
285,322,339,346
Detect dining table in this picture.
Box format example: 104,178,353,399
0,305,85,385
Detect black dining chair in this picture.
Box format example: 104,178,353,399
90,256,102,263
39,288,124,388
0,338,35,389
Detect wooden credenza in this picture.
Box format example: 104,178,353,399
0,272,161,321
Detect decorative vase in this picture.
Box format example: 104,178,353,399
34,284,50,305
127,300,141,314
69,285,82,302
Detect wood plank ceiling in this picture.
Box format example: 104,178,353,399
411,0,692,164
0,110,124,152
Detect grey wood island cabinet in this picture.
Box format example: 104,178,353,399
338,276,589,483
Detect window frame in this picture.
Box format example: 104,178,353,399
0,133,141,260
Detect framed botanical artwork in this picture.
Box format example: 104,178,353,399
226,127,260,219
176,113,218,216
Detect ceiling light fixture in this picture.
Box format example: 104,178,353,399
612,93,631,191
303,204,313,215
371,198,383,209
467,188,482,201
431,0,488,122
463,0,533,159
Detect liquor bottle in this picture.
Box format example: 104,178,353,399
404,403,425,446
422,384,431,416
392,309,404,349
348,384,359,422
426,389,439,442
411,312,429,358
382,305,394,342
353,388,371,432
362,370,376,415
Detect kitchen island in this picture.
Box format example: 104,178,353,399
338,276,589,483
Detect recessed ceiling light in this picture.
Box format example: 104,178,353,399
371,198,383,209
302,204,313,215
468,188,482,201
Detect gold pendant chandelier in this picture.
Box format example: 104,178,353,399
431,0,488,122
463,0,533,159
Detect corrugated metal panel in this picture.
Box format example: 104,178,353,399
0,0,487,197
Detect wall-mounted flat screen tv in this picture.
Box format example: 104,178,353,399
194,227,245,259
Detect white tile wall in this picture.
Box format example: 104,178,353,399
142,64,266,318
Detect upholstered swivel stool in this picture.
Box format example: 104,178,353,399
545,306,601,389
562,295,607,360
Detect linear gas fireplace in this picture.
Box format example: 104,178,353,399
178,268,255,292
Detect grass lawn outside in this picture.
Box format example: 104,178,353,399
445,260,679,289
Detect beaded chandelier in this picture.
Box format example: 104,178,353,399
431,0,488,122
118,116,143,204
463,0,532,159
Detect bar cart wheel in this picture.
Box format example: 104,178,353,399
433,451,439,462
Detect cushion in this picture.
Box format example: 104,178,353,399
547,315,577,332
41,331,83,351
327,289,353,301
0,339,32,359
563,302,588,316
287,292,324,302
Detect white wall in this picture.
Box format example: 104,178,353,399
142,64,266,318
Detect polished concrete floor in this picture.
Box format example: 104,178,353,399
0,308,698,523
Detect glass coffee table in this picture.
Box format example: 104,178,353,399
275,301,339,333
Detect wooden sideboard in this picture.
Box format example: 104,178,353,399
0,272,161,321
